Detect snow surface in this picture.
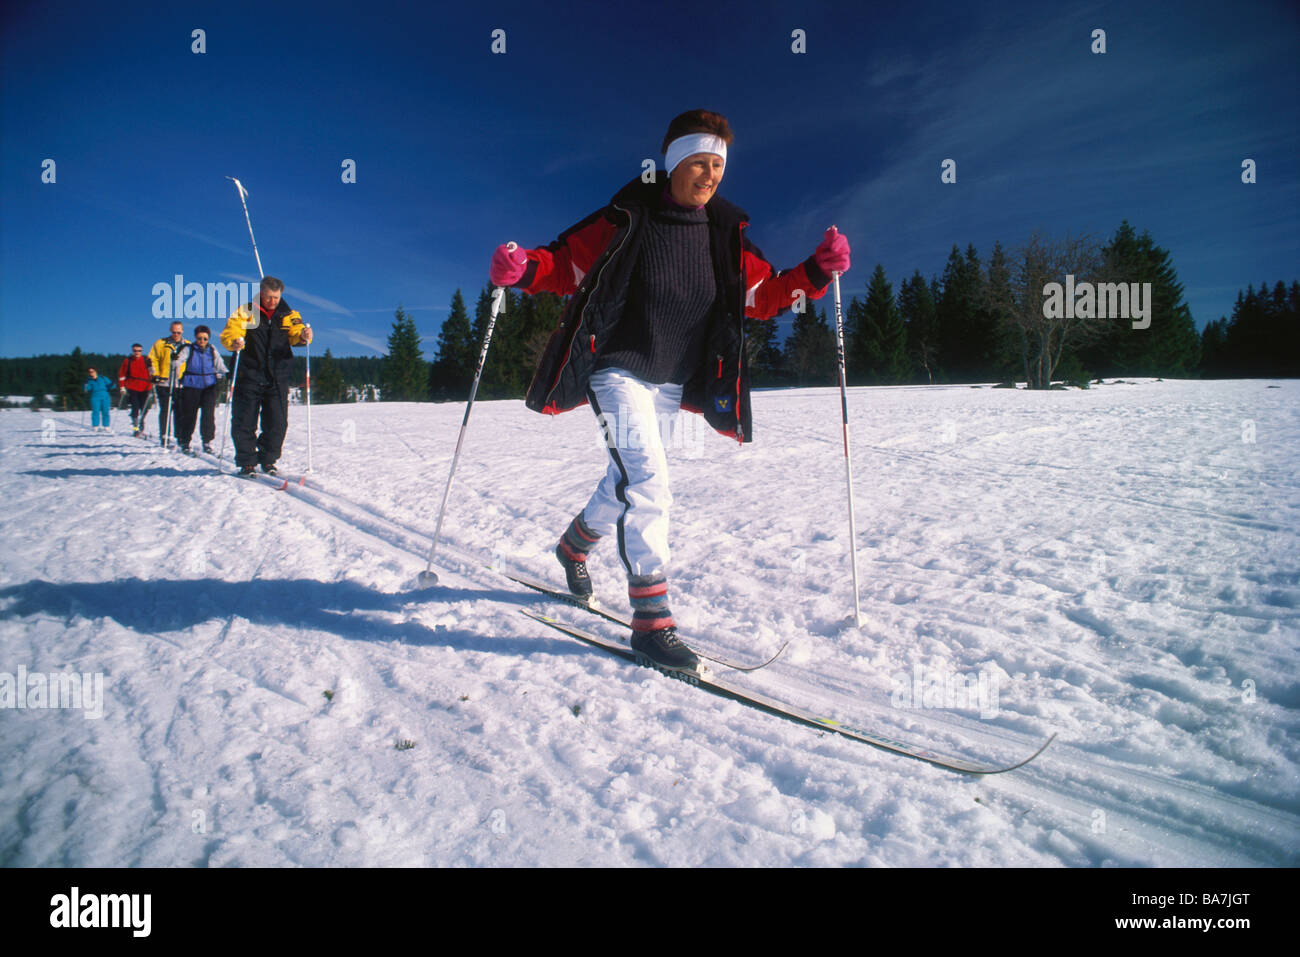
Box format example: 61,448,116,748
1,379,1297,866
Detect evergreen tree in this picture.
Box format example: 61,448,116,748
430,290,474,399
1087,221,1200,377
1216,280,1300,377
963,242,1002,379
934,245,969,380
982,241,1019,381
1286,281,1300,377
899,271,939,384
934,244,993,381
59,347,89,410
844,290,868,385
858,264,909,383
381,306,427,401
784,304,836,386
1198,317,1230,377
312,348,347,404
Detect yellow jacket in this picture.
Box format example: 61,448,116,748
148,337,190,382
220,298,308,379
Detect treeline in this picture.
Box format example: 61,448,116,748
0,348,386,409
0,349,122,408
1199,282,1300,378
10,221,1295,407
376,289,566,402
771,221,1210,389
395,220,1294,397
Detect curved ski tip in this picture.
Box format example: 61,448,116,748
986,732,1057,774
747,639,790,670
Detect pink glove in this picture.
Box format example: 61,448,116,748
489,242,526,286
813,226,851,276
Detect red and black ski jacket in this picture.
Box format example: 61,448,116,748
520,176,830,443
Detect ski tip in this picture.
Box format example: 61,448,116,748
973,732,1058,775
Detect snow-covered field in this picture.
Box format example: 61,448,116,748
1,379,1296,866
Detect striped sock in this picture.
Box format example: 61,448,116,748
558,512,600,562
629,574,675,632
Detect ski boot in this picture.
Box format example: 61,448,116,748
555,543,593,599
631,626,703,681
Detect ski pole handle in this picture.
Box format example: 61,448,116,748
489,242,523,286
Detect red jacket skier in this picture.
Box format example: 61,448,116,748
118,343,153,437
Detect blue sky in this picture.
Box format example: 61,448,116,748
1,0,1296,358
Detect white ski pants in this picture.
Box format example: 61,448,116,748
581,367,683,579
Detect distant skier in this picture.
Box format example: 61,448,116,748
489,108,851,672
174,325,228,455
148,321,189,447
82,368,114,432
117,343,152,437
219,276,312,476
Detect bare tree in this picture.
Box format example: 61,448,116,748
992,232,1106,389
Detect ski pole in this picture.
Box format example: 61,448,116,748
418,272,511,586
831,269,864,627
141,385,156,436
218,352,239,469
161,356,179,450
222,176,263,473
305,330,313,473
227,177,264,279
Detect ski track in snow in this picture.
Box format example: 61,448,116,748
0,379,1297,866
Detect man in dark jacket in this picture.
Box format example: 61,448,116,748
490,109,851,672
218,276,312,476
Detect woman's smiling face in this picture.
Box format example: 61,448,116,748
669,153,725,207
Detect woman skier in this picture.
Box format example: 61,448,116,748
490,109,851,673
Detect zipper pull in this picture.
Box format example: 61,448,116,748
590,334,596,353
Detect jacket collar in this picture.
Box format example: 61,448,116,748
609,175,749,229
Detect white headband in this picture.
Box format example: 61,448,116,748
664,134,728,176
